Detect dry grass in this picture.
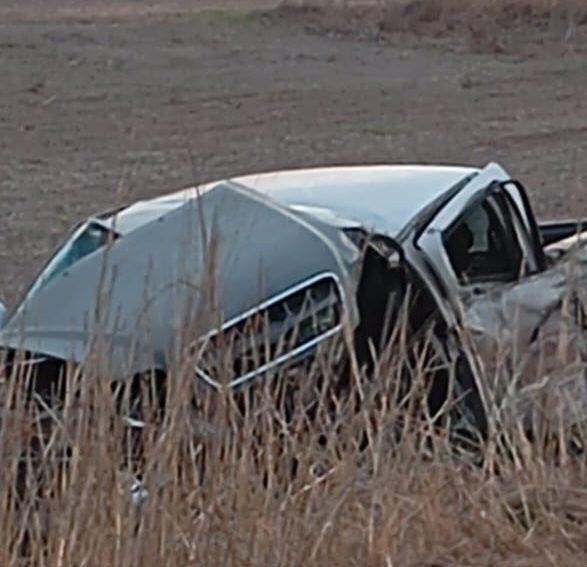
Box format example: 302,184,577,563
2,316,587,567
269,0,587,51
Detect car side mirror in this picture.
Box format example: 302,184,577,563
0,301,6,329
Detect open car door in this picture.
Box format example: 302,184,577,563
413,164,587,436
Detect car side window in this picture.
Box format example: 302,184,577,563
443,194,524,284
195,274,343,389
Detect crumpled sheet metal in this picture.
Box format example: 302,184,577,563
462,240,587,434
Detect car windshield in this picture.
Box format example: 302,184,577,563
14,220,118,311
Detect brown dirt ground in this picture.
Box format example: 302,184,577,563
1,0,587,306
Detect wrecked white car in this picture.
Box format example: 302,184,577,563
1,162,586,443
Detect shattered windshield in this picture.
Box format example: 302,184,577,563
14,220,118,311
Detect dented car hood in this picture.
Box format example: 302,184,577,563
0,182,361,380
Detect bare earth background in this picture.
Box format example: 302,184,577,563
1,0,586,307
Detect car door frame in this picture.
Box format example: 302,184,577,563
394,163,546,438
413,166,543,311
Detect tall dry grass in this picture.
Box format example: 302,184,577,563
2,309,587,567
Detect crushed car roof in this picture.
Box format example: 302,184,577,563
97,165,479,238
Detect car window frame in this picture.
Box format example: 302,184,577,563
442,188,530,285
413,179,541,308
500,179,548,272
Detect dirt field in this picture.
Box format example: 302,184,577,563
1,0,587,306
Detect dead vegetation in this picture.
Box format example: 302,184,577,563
2,315,587,567
269,0,587,52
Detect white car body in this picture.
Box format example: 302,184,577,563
1,161,586,438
